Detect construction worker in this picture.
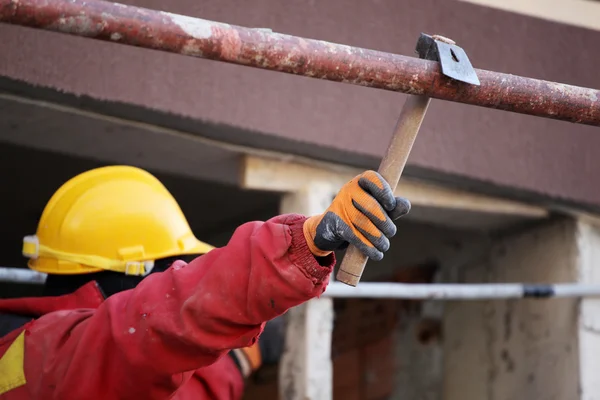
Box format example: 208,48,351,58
0,165,410,399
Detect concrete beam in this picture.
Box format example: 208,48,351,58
0,93,244,186
241,155,549,232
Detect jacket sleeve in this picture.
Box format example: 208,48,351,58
184,355,246,400
21,214,335,399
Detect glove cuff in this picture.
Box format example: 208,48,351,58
230,343,262,378
303,216,333,257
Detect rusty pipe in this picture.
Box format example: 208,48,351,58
0,0,599,125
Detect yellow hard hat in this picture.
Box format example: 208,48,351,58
22,166,214,276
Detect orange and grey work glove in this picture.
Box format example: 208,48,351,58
303,171,411,261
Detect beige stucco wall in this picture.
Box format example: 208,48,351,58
461,0,600,31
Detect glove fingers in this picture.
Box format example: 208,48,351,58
351,198,397,238
311,210,391,257
305,170,410,258
352,217,391,253
389,197,411,221
344,226,385,261
358,171,397,212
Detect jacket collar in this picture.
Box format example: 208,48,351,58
0,281,105,317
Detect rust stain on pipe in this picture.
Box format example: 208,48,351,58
1,0,599,126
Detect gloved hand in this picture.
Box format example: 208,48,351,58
303,171,410,261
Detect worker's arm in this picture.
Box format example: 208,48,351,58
17,171,409,399
174,318,285,400
183,355,248,400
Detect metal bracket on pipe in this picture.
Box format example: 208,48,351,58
416,34,480,86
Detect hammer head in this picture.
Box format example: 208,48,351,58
416,33,480,86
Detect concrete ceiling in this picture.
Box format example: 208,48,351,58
0,92,244,186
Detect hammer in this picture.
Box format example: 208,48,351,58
335,33,480,287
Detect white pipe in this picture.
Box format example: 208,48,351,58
323,282,600,299
0,267,47,284
3,267,600,300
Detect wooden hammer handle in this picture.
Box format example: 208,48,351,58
335,95,432,286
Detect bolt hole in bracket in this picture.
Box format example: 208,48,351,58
416,33,480,86
450,49,459,63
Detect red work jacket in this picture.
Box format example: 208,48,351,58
0,214,335,399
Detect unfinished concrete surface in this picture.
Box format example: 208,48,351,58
444,218,600,400
0,93,245,186
386,224,489,400
576,221,600,399
241,156,548,235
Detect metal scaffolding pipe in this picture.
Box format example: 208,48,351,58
1,0,599,126
0,267,47,284
2,267,600,300
324,282,600,300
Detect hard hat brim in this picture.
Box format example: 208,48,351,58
27,238,215,275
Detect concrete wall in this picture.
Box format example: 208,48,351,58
444,219,585,399
384,223,491,400
575,220,600,399
337,220,492,400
